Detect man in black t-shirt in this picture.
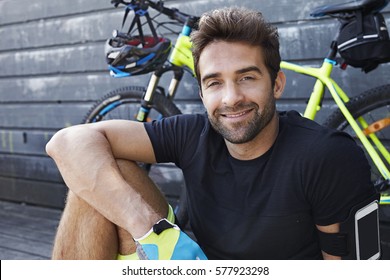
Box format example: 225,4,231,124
47,7,377,259
143,110,375,259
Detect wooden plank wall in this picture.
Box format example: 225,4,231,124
0,0,389,209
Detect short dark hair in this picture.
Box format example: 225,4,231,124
191,7,281,86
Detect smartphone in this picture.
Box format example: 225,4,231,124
355,200,380,260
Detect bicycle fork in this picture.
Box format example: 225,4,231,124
135,66,184,122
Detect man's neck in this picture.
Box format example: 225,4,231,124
225,113,279,161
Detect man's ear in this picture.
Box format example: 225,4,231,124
273,71,286,100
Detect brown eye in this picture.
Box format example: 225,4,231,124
207,81,221,88
241,76,254,81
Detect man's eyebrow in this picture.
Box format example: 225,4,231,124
201,73,221,84
235,66,263,75
201,66,263,84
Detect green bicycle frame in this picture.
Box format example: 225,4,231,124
169,34,195,75
281,60,390,204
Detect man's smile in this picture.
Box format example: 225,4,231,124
220,109,254,118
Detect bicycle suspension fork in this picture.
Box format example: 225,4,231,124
135,66,184,122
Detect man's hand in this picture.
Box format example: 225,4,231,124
134,219,208,260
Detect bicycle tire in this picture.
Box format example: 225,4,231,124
82,86,189,226
323,84,390,190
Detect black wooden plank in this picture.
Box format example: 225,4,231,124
0,11,122,52
0,200,62,223
0,202,59,248
0,74,143,103
0,232,52,259
0,102,206,130
148,163,185,209
0,130,54,156
0,155,63,183
0,201,58,260
175,102,205,115
0,103,92,129
0,211,59,238
0,44,105,77
0,0,112,25
0,201,57,260
0,178,67,209
149,164,183,195
279,20,337,61
0,220,57,245
0,246,47,260
0,72,199,103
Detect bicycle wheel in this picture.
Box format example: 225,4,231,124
83,86,189,226
323,84,390,190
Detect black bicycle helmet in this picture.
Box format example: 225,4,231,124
105,34,171,77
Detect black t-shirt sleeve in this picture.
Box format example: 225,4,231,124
143,114,207,168
304,130,376,225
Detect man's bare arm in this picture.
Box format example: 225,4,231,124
46,120,166,238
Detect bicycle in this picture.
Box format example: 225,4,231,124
83,0,390,228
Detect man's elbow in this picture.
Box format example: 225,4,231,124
46,126,79,160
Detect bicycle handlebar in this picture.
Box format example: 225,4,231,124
111,0,199,26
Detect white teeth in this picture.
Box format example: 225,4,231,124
224,111,247,118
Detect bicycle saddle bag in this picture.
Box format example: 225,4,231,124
337,11,390,72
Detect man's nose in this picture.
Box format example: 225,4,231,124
222,82,244,107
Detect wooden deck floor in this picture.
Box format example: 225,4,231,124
0,200,61,260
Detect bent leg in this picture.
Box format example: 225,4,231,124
51,160,168,259
52,191,119,259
